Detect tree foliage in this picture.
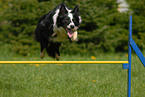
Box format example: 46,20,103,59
0,0,144,56
127,0,145,49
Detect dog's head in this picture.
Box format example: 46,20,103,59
56,3,81,41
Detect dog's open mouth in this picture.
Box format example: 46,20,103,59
65,28,74,38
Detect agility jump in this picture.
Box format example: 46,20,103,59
0,15,144,97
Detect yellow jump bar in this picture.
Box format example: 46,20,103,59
0,61,129,64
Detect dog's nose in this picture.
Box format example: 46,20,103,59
70,25,74,29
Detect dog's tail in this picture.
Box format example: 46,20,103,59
46,42,61,60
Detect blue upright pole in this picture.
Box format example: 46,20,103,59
128,15,132,97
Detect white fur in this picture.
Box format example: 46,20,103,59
66,7,72,12
79,16,82,24
52,9,60,27
52,6,79,42
52,8,69,42
67,13,75,29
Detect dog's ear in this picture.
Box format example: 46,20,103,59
72,5,79,13
59,3,67,15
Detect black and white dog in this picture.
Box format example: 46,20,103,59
34,3,81,60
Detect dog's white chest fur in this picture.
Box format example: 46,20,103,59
52,27,69,42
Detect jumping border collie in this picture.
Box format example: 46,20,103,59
34,3,81,60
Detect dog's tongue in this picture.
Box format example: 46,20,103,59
67,30,73,38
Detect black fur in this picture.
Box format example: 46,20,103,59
34,3,81,60
34,5,60,59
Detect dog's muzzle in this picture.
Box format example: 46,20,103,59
65,28,78,41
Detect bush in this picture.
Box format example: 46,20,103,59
0,0,144,56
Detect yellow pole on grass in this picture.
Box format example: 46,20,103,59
0,61,129,64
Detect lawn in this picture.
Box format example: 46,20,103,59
0,46,145,97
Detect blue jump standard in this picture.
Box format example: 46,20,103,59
123,15,145,97
0,15,144,97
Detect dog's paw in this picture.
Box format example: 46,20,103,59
55,53,60,60
40,51,45,59
52,32,57,37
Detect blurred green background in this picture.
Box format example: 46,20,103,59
0,1,145,96
0,0,145,57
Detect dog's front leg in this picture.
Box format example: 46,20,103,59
52,32,57,37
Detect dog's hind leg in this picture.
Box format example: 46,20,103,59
55,43,61,60
45,42,61,60
40,42,47,59
55,48,60,60
55,53,60,60
40,50,45,59
40,47,45,59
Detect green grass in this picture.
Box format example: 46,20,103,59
0,46,145,97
